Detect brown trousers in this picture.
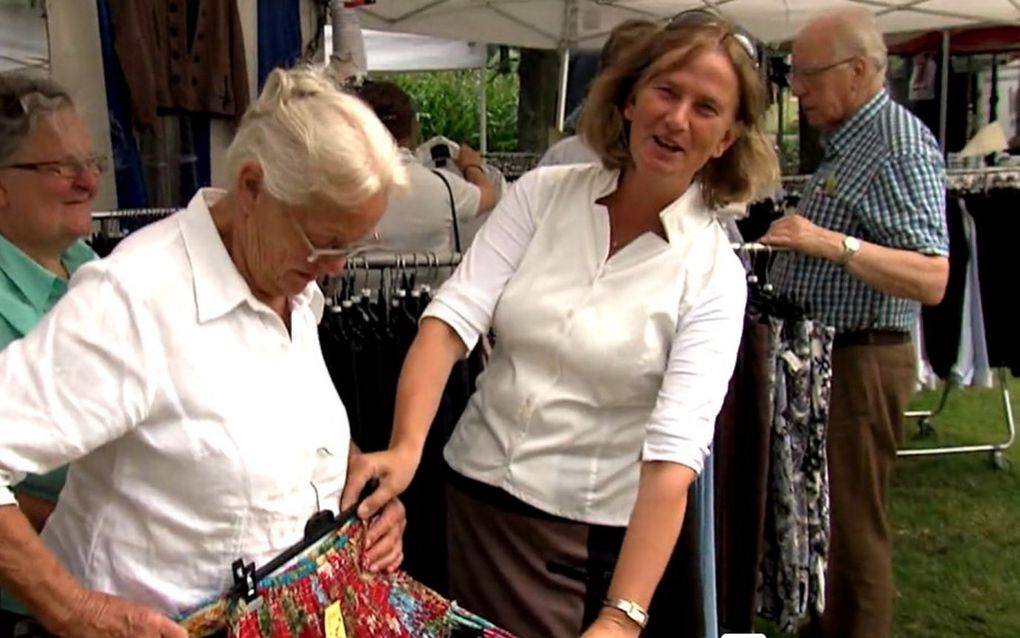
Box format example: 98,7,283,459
446,473,703,638
805,340,915,638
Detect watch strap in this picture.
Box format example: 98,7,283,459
603,598,649,629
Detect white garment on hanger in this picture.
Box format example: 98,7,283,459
950,199,993,387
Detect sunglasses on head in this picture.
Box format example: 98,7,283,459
666,9,760,69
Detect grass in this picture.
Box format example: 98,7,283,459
755,378,1020,638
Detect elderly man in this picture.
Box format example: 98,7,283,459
762,8,949,638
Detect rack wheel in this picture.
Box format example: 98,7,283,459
992,450,1011,471
915,417,937,440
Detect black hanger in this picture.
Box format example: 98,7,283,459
228,478,380,604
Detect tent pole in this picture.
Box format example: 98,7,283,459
557,47,571,132
938,30,950,153
479,64,488,154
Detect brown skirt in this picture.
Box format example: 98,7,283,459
445,471,703,638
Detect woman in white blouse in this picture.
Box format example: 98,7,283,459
344,12,780,638
0,67,408,638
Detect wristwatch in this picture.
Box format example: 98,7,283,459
839,235,861,266
603,598,649,629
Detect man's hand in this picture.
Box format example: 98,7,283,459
760,213,843,261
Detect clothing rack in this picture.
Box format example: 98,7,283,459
344,252,462,270
778,167,1020,200
92,207,178,220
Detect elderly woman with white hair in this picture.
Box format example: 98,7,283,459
0,66,408,638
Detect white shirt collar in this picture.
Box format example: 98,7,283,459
591,168,717,248
178,188,324,324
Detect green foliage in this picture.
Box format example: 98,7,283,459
382,69,519,152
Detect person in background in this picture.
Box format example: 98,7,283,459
538,18,657,168
0,66,407,638
0,75,100,533
355,81,497,260
0,73,103,633
343,12,779,638
761,8,949,638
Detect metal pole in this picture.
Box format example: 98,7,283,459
479,65,488,154
557,47,571,132
938,30,950,153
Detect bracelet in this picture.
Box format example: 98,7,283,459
603,598,649,629
461,163,486,175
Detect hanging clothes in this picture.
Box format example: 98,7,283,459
112,0,250,129
949,198,993,387
713,317,772,633
756,316,834,634
317,267,483,597
963,188,1020,376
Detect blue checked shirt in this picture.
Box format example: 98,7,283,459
770,90,949,333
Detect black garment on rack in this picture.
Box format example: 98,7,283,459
963,188,1020,376
920,197,969,379
713,315,772,633
318,284,484,596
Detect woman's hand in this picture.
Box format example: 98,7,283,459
361,498,407,573
57,590,186,638
340,447,421,520
579,610,642,638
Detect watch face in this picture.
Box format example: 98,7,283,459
844,236,861,252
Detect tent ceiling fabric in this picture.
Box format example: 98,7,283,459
356,0,1020,48
0,2,47,73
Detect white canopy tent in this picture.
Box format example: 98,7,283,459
355,0,1020,49
0,1,47,74
354,0,1020,134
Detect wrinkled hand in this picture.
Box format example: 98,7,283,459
360,498,407,573
57,590,186,638
579,611,641,638
455,143,484,171
759,213,841,261
340,448,420,521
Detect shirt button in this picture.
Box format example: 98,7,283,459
566,308,575,319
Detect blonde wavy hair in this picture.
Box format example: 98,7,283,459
227,66,407,208
579,23,779,209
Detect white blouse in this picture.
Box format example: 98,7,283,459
0,189,350,615
423,164,746,526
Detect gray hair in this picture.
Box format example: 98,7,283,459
226,66,407,208
0,73,73,165
824,8,888,74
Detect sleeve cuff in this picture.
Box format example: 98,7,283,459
641,441,706,476
420,298,482,354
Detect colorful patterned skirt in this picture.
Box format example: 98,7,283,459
177,518,514,638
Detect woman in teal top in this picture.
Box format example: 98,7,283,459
0,75,100,536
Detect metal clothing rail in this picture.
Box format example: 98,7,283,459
899,371,1016,470
731,242,1015,469
343,252,462,270
92,207,178,220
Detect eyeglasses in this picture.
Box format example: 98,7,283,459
0,155,109,179
666,9,759,69
786,58,856,85
290,217,382,264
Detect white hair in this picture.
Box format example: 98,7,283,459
226,66,407,208
823,7,888,74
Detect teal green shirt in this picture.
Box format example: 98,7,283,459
0,234,97,503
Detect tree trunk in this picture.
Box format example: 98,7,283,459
517,48,561,153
